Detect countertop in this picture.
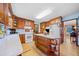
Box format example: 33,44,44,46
0,34,23,56
34,34,60,39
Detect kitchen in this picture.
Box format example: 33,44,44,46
0,3,79,56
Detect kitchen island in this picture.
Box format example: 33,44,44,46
33,34,60,56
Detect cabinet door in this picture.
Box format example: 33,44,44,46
25,21,34,30
19,34,25,44
0,4,4,23
0,3,8,24
18,19,25,29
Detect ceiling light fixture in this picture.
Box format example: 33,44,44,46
35,8,53,19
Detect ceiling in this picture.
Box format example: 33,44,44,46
11,3,79,24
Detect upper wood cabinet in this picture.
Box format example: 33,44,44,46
46,17,61,26
0,3,35,30
0,3,4,19
12,16,35,29
25,20,35,30
11,16,25,29
40,16,62,33
0,3,9,24
40,22,46,33
17,19,25,29
0,3,8,23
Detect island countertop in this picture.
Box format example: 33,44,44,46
34,34,60,39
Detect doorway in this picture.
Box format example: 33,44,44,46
60,19,79,56
63,19,77,44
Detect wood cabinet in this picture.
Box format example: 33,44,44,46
40,16,62,33
40,22,46,33
4,4,9,26
0,3,9,25
12,15,35,30
19,34,25,44
0,3,4,23
11,16,25,29
17,19,25,29
34,35,60,56
25,20,35,30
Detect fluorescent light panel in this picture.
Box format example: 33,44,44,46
36,8,52,19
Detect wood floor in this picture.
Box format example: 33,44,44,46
21,36,79,56
22,42,46,56
60,34,79,56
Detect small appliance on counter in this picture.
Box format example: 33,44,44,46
6,28,18,35
9,29,17,34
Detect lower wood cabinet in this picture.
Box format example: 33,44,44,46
34,35,60,56
19,34,25,44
